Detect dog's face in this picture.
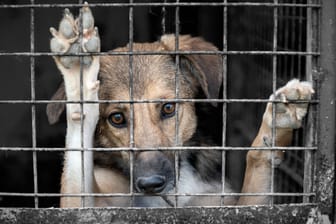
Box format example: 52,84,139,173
47,35,222,207
96,42,198,206
96,42,198,149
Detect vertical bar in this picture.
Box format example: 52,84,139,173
174,0,180,208
283,5,289,74
270,0,279,206
297,2,303,78
221,0,228,206
78,0,86,208
318,0,335,215
303,0,314,204
289,2,296,77
79,1,95,208
161,0,167,35
128,0,135,207
306,1,313,83
277,5,283,79
30,0,38,208
78,0,94,208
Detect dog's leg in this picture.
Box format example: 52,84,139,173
238,79,314,205
50,3,100,207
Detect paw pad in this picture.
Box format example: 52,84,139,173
49,3,100,69
264,79,314,129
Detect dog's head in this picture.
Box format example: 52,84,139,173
47,35,223,207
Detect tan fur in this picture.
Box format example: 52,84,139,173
237,122,293,205
49,17,313,206
91,42,199,206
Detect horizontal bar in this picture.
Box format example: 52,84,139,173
0,3,321,9
0,50,320,57
0,205,320,224
0,99,319,104
0,192,315,198
0,146,317,152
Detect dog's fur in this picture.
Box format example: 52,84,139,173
47,4,314,207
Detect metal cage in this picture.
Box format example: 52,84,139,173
0,0,335,223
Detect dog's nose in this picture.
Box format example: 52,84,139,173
135,175,166,193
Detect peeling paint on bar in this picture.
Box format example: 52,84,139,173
0,204,331,224
314,155,335,214
317,0,336,220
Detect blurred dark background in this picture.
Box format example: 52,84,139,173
0,0,309,207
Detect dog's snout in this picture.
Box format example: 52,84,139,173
134,151,174,195
135,175,166,193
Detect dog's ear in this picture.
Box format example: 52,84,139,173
160,34,223,103
46,82,66,124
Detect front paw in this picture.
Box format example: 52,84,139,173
50,2,100,69
264,79,314,129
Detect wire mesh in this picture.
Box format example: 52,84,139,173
0,0,320,209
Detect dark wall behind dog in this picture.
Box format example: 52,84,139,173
0,0,303,207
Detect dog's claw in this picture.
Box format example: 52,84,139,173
264,79,314,129
49,27,58,37
82,4,94,31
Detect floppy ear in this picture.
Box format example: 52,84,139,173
46,82,66,124
160,34,223,103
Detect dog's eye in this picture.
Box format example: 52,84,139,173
161,103,176,119
108,112,127,128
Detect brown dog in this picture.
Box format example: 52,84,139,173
47,4,314,207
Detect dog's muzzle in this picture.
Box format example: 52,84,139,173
133,151,175,206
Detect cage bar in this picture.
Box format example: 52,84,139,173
221,0,228,206
0,98,319,105
78,0,86,208
0,192,316,198
270,0,279,206
128,0,135,207
0,204,321,224
302,0,316,204
0,3,322,9
174,0,181,208
30,0,38,209
317,0,336,215
0,50,321,57
0,146,318,152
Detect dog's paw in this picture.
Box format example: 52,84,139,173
50,2,100,69
263,79,314,129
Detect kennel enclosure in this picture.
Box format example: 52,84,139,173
0,0,335,223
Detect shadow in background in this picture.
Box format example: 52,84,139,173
0,0,306,207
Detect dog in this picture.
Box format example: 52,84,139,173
47,3,314,207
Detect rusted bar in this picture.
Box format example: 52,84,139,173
0,205,320,224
